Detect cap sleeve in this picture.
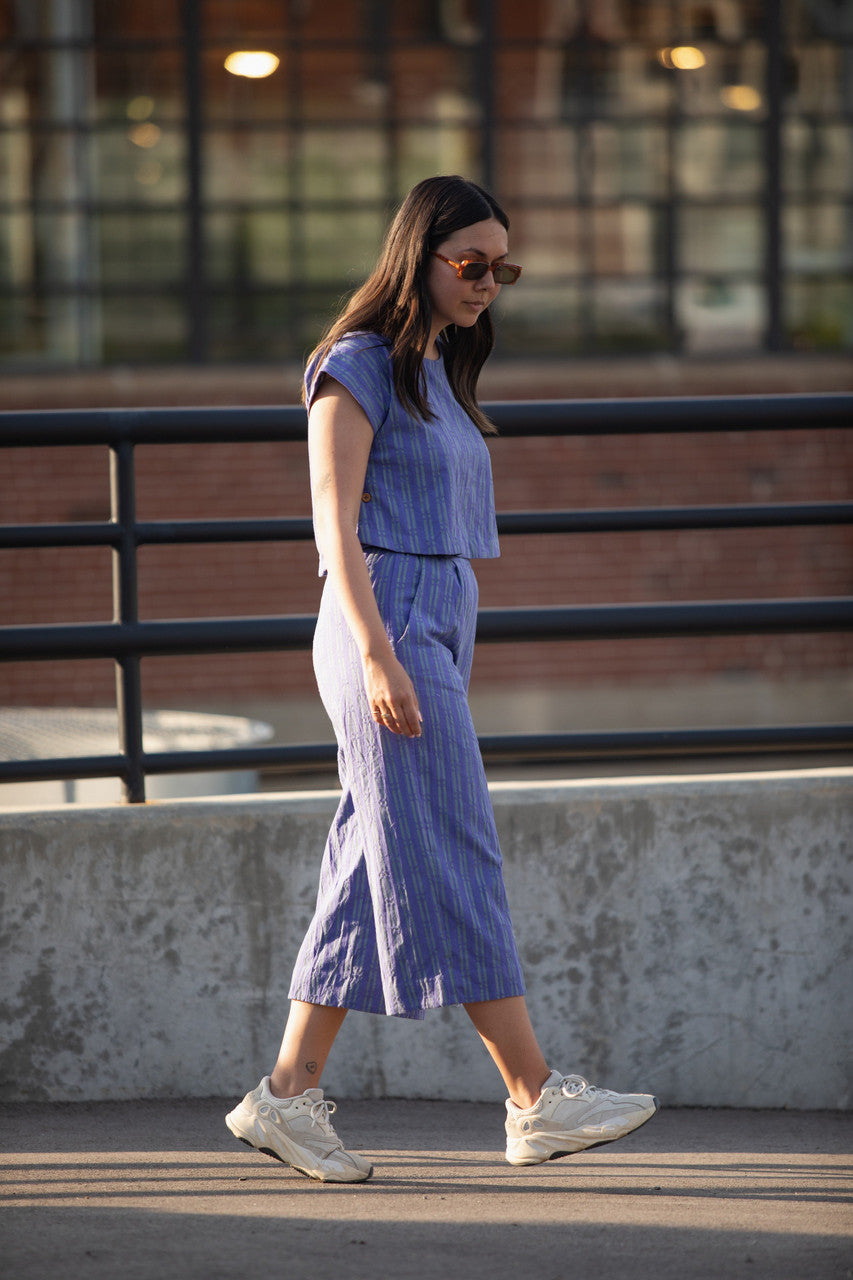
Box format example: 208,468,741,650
305,333,392,435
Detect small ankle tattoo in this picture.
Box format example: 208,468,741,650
305,1061,318,1075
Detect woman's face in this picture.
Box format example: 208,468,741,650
425,216,509,339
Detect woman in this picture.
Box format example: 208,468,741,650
226,176,658,1182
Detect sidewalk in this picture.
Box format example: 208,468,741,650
2,1099,851,1279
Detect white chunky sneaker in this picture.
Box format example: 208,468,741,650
225,1076,373,1183
505,1070,659,1166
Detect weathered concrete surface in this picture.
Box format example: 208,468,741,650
1,769,850,1108
1,1100,851,1280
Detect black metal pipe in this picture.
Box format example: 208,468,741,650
1,393,851,447
5,500,852,552
1,598,851,663
495,502,853,535
3,723,851,788
475,598,853,642
110,441,145,803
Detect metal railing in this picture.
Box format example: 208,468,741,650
2,392,852,802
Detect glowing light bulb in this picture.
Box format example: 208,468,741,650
127,96,155,121
657,46,707,71
721,84,762,111
128,123,162,148
223,51,280,79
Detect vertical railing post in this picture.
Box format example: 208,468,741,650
110,439,145,803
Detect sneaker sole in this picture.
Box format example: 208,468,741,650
225,1109,373,1184
506,1096,660,1166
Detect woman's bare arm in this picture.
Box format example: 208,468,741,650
308,378,422,737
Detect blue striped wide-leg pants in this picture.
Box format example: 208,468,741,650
288,550,526,1019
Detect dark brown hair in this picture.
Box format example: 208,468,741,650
305,175,509,436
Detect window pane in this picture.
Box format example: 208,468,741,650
497,282,584,357
788,42,850,114
593,205,659,277
510,206,583,277
677,278,765,353
680,206,763,273
785,204,853,273
95,125,186,202
784,122,853,197
208,290,294,361
786,279,853,350
301,210,385,284
206,210,291,285
101,295,186,360
676,123,763,197
0,203,33,289
591,123,669,199
496,126,578,200
395,126,480,197
0,291,96,362
97,212,185,284
593,280,670,351
205,128,293,202
301,129,388,202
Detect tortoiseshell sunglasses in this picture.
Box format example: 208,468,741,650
430,252,522,284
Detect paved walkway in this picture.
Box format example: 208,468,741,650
2,1099,851,1279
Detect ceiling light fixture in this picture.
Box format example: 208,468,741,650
224,51,280,79
657,46,707,71
720,84,762,111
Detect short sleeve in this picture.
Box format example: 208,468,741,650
305,332,392,435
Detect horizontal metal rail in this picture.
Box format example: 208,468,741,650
2,599,852,663
4,500,853,551
2,392,852,800
2,723,852,790
1,392,851,446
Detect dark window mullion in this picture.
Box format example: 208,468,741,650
184,0,206,362
765,0,784,351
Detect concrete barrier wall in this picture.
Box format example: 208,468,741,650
1,768,850,1109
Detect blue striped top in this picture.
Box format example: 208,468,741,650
305,332,500,573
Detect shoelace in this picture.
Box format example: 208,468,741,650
558,1075,590,1099
257,1096,344,1149
557,1074,621,1102
308,1096,340,1138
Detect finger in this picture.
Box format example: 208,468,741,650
399,699,422,738
375,704,402,734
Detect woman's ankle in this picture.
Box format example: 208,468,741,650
268,1070,306,1099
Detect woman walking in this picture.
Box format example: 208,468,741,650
226,175,658,1182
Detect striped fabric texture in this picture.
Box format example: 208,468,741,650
306,333,500,574
288,551,526,1019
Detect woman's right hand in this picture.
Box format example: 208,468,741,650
362,649,423,738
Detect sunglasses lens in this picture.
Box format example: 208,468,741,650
460,261,489,280
493,265,520,284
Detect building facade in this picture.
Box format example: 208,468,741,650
1,0,851,370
